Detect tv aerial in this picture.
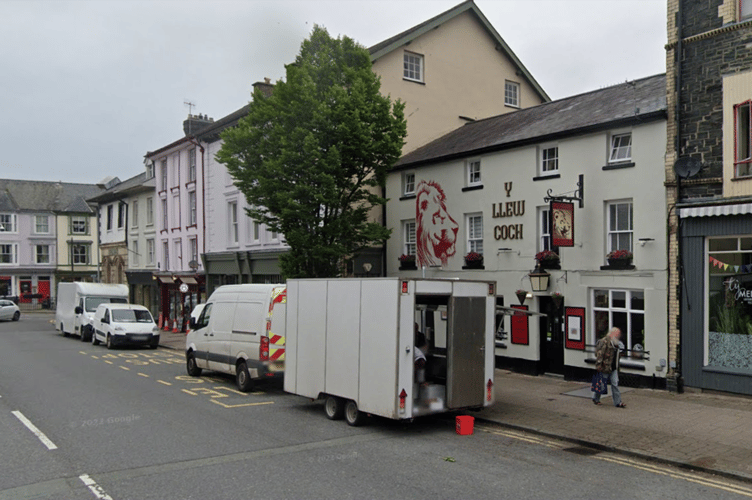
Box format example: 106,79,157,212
673,156,702,179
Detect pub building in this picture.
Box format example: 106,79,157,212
387,75,670,387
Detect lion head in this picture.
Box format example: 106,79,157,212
553,208,572,241
416,180,458,267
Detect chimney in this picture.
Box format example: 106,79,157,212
252,77,275,99
183,113,214,136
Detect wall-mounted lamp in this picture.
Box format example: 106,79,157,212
638,238,655,247
529,264,550,292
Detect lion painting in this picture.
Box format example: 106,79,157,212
416,180,458,267
552,205,573,244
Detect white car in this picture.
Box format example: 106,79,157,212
0,300,20,321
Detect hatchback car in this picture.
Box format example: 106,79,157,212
0,300,20,321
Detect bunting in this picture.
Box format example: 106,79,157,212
710,256,752,273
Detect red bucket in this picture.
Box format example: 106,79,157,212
456,415,474,435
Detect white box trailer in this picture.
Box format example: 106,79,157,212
55,282,129,341
285,278,496,425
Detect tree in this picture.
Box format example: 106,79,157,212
217,26,406,278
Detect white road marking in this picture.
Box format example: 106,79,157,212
79,474,114,500
11,411,58,450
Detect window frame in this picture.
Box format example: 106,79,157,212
160,159,168,191
609,132,632,163
466,213,484,255
591,288,645,353
228,201,239,246
606,200,634,255
539,145,559,176
35,244,50,264
403,219,416,256
403,172,416,196
403,51,424,83
107,204,113,231
131,200,139,228
131,240,139,267
0,243,18,264
189,191,197,226
146,197,154,226
118,202,125,229
504,81,520,108
0,214,16,233
34,215,50,234
189,237,198,264
742,0,752,19
188,148,197,183
71,243,90,265
538,206,552,252
161,198,168,231
71,216,88,235
163,241,170,270
147,238,155,266
734,101,752,177
467,159,482,187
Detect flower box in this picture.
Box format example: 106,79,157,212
463,252,484,269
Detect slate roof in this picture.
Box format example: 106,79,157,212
0,180,103,213
87,172,155,204
395,73,668,169
368,0,549,102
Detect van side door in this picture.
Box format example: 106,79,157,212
192,303,213,369
207,301,236,374
229,301,264,373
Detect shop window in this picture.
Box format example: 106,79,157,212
707,236,752,370
591,289,645,354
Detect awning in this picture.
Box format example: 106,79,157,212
157,276,174,284
679,203,752,218
179,276,198,285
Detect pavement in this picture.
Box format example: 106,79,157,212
44,320,746,484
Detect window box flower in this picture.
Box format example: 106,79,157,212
463,252,484,269
398,254,416,270
606,249,633,269
535,250,560,270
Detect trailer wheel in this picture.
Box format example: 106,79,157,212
61,324,69,337
344,400,364,427
186,352,202,376
80,327,88,342
324,396,345,420
236,361,253,393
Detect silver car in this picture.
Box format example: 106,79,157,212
0,300,20,321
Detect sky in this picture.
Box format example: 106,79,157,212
1,0,667,184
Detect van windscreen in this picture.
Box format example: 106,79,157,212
85,296,128,312
112,309,153,323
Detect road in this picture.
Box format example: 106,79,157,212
1,315,752,500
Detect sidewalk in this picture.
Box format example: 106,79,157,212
477,369,752,482
158,330,186,350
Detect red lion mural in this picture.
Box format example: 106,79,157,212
416,180,458,267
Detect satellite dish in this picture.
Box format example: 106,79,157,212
188,260,199,271
674,156,702,179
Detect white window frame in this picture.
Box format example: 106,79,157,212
0,214,17,233
118,203,125,229
228,201,239,246
591,288,645,352
467,160,481,186
190,237,198,264
174,239,182,269
0,243,18,264
188,148,197,183
34,215,49,234
538,206,552,252
131,240,139,267
71,243,89,265
735,101,752,177
146,161,155,179
146,197,154,226
403,219,416,256
163,241,170,270
162,198,168,230
539,145,559,175
189,191,197,226
466,213,483,254
403,172,416,196
252,221,260,243
172,194,180,228
742,0,752,19
147,238,155,266
107,204,113,231
35,244,50,264
609,132,632,163
504,81,520,108
71,216,88,235
606,200,633,255
403,51,424,82
160,159,168,191
131,200,139,228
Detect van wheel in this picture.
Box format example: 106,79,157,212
236,361,253,393
344,400,364,426
186,352,202,376
92,332,100,346
106,334,114,350
324,396,345,420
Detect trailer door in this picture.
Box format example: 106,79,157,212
447,296,485,409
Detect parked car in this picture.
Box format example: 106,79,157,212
92,303,159,349
0,300,20,321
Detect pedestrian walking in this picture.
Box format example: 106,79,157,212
593,327,626,408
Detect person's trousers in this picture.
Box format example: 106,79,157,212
592,370,622,406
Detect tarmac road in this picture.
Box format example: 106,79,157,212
1,315,751,500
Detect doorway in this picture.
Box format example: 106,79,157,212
539,296,564,375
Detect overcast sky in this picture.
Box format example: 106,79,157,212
1,0,667,184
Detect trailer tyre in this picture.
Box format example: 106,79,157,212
186,352,202,376
80,326,88,342
344,400,364,427
236,361,253,393
324,396,345,420
61,324,69,338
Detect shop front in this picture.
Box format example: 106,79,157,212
680,208,752,395
156,274,205,333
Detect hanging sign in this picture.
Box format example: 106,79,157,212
550,201,575,247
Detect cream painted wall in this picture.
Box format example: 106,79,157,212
55,213,98,272
723,70,752,197
374,11,545,154
386,119,668,374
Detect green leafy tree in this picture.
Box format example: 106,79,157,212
217,26,406,278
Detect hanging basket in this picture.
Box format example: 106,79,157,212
515,290,528,305
551,294,564,309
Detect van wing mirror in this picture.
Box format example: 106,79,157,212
75,306,83,314
189,318,196,330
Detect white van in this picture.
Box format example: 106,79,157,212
56,282,129,342
92,303,159,349
186,284,286,392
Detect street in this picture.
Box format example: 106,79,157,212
1,315,752,500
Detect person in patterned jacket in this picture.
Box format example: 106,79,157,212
593,327,626,408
